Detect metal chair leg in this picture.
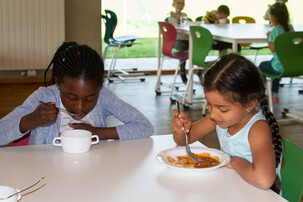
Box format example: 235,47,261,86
267,79,274,113
155,57,165,91
169,62,181,98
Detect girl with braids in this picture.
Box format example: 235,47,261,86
259,2,293,104
0,42,153,145
172,53,283,194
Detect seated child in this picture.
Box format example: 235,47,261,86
172,53,282,194
0,42,154,146
203,5,241,53
264,0,288,24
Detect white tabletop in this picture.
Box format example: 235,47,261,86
0,134,286,202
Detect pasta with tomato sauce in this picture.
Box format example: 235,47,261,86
167,152,220,168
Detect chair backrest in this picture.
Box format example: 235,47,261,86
195,16,203,21
274,31,303,78
190,26,213,67
101,9,118,44
158,22,177,57
281,138,303,202
232,16,255,24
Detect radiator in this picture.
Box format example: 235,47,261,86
0,0,65,71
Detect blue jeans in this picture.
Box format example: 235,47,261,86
259,60,281,94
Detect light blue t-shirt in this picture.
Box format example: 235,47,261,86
269,25,294,72
216,110,281,181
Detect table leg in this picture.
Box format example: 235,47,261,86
155,27,162,90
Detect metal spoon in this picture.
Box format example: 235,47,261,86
176,101,199,164
0,177,45,200
39,101,80,117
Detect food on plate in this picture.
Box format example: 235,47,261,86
167,152,220,168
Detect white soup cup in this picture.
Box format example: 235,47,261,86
53,129,99,153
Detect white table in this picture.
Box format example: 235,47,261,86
0,134,286,202
157,23,303,104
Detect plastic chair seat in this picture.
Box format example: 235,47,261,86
170,50,189,60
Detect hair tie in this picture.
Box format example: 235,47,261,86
65,45,73,51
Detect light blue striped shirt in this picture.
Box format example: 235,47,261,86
0,85,154,145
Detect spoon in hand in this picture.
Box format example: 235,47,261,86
39,101,80,117
176,101,199,164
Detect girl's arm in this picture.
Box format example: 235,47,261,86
172,111,216,145
227,120,276,189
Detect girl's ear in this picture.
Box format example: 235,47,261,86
247,99,258,111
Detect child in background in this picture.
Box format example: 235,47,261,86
264,0,288,24
172,53,282,194
203,5,230,24
167,0,189,84
259,2,293,104
0,42,154,146
203,5,241,53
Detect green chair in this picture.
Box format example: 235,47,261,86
181,26,213,115
260,31,303,114
281,138,303,202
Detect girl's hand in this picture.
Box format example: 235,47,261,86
20,102,58,133
32,102,58,126
172,109,192,134
68,123,94,132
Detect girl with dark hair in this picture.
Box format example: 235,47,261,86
259,2,293,104
172,53,282,194
0,42,153,145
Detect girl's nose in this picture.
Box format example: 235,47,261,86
74,101,84,113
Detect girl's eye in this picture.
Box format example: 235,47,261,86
219,109,228,113
66,96,77,101
84,96,97,102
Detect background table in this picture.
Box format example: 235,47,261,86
164,23,303,105
0,134,286,202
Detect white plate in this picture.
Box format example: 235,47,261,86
156,146,230,174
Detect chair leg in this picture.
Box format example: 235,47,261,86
267,78,274,113
112,44,122,73
253,49,259,64
155,57,165,91
182,67,194,105
107,47,118,79
202,101,207,116
169,62,181,98
103,46,109,62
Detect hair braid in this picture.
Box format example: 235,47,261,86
258,93,283,168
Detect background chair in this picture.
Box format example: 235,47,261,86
195,16,203,21
13,132,30,146
155,22,189,98
281,138,303,202
261,31,303,117
181,26,213,115
232,16,268,64
101,9,147,82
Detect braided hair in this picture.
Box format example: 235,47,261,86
270,2,290,32
202,53,282,168
44,42,104,87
